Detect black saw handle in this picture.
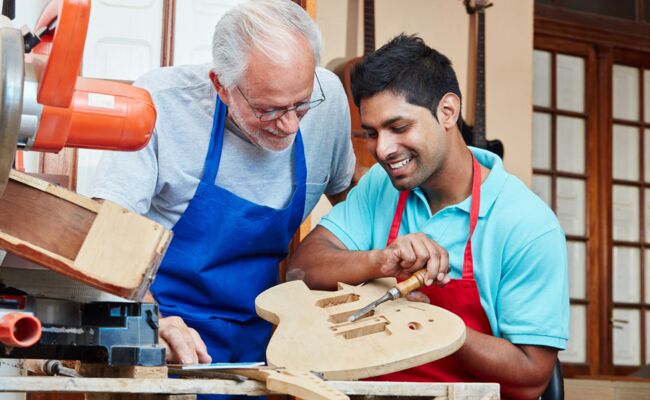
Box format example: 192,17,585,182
2,0,15,20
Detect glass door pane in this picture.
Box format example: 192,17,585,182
556,116,585,174
561,305,587,363
534,50,552,107
613,309,641,366
611,62,649,369
612,246,641,303
557,54,585,112
613,65,639,121
533,49,589,369
556,178,586,236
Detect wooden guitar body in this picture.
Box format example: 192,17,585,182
256,279,466,380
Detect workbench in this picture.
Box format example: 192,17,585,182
0,377,500,399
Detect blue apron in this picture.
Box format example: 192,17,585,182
151,96,306,398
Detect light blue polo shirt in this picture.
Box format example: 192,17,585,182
319,147,569,349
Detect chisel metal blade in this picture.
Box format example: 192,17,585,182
347,269,430,323
347,291,392,322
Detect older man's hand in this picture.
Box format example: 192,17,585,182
158,316,212,365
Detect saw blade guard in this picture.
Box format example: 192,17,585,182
0,24,24,197
0,0,157,197
22,0,156,153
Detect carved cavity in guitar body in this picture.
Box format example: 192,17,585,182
315,293,360,308
328,309,374,324
330,316,392,340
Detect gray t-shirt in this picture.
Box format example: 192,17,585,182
89,64,355,229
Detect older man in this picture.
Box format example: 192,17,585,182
90,0,354,370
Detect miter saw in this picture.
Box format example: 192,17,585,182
0,0,165,367
0,0,155,196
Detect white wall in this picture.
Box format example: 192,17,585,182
76,0,246,195
173,0,245,66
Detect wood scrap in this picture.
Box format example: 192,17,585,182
170,364,348,400
217,367,349,400
80,364,194,400
0,170,172,300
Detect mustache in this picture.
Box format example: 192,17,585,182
263,128,296,138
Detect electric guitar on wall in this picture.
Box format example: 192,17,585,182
461,0,504,158
333,0,376,178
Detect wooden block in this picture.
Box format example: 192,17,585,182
80,364,195,400
0,376,266,396
0,175,95,260
565,378,650,400
330,381,448,397
339,380,501,400
0,170,172,300
255,279,466,380
447,383,500,400
565,379,614,400
78,364,170,379
28,394,84,400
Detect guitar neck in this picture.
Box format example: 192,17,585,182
363,0,375,55
473,9,487,147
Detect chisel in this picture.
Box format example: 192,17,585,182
347,268,432,322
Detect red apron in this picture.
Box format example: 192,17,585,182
372,155,494,383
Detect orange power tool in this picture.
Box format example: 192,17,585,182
0,0,156,196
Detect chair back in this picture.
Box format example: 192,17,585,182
540,359,564,400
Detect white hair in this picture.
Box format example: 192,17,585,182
212,0,322,89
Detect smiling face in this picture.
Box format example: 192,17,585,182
211,35,316,151
360,91,452,191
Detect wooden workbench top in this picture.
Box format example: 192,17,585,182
0,376,500,399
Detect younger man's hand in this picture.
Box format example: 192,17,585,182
375,233,451,287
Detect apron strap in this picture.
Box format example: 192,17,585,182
200,95,307,228
386,153,482,279
202,95,307,229
461,155,482,280
288,131,307,231
202,96,228,184
387,190,409,246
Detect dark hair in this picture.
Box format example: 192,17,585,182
350,34,461,122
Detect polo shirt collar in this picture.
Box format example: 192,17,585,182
453,146,508,217
411,147,508,218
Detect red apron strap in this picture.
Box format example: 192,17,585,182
386,153,482,279
462,155,482,280
386,191,409,246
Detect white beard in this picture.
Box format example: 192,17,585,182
228,102,296,151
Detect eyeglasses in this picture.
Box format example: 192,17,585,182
235,73,326,122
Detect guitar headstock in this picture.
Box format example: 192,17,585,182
464,0,493,14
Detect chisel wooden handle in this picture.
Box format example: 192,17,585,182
395,268,430,297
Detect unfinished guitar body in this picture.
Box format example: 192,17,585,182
255,279,466,380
